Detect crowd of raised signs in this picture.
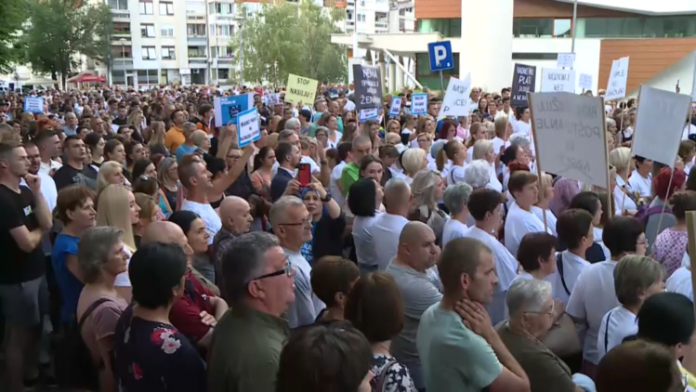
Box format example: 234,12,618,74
0,82,696,392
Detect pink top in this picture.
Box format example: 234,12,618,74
653,228,688,276
456,125,468,141
77,290,129,364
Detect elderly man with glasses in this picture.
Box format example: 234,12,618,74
208,231,295,392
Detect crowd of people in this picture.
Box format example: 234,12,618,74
0,82,695,392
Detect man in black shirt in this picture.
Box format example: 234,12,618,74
112,103,129,126
52,135,97,191
0,142,53,392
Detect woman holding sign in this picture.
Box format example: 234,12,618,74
610,147,639,216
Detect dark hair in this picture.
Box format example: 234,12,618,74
55,185,96,224
637,292,695,347
276,322,372,392
275,142,294,165
299,109,312,122
129,242,188,309
508,171,538,198
556,209,594,249
104,139,123,160
311,257,360,307
337,142,352,162
344,272,403,343
325,148,338,165
124,141,143,165
516,232,557,272
347,178,378,217
468,188,503,221
168,210,200,236
670,190,696,220
33,129,57,145
131,158,154,180
198,104,213,117
501,144,521,166
170,109,183,122
439,238,491,296
603,216,644,258
358,155,382,177
253,146,273,171
203,154,226,179
132,175,159,196
64,134,81,146
569,191,601,217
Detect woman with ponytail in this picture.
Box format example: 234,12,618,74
438,140,467,185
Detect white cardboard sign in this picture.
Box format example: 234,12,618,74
541,69,576,93
528,92,608,188
438,74,472,118
389,97,402,116
411,93,428,116
237,107,261,148
579,73,593,91
556,53,576,69
605,57,630,101
632,85,692,167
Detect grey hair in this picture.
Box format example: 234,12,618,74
444,183,473,216
606,118,617,127
182,122,197,133
473,139,494,160
269,196,305,228
506,279,553,316
411,170,440,210
284,118,301,131
352,135,371,150
509,134,531,148
221,232,280,304
77,226,124,284
384,178,411,206
278,129,296,142
314,126,329,137
464,160,491,189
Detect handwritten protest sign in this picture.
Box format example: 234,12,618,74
528,92,608,188
285,74,318,104
411,93,428,116
633,85,692,167
264,93,281,106
438,74,471,118
213,93,253,127
556,53,576,69
237,107,261,148
605,57,629,101
359,108,379,121
389,97,402,116
353,65,383,110
579,73,593,91
541,69,576,93
511,64,536,107
24,97,44,114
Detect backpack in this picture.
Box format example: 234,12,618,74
54,298,112,389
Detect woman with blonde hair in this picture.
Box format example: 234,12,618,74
465,122,488,163
386,119,400,134
132,192,158,248
610,146,638,215
147,120,168,157
532,172,557,235
437,140,466,184
157,157,180,211
400,114,417,146
472,139,502,192
401,148,427,184
411,116,435,149
96,161,128,196
190,130,211,155
409,170,447,245
96,184,141,302
127,109,145,142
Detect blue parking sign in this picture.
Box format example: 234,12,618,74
428,41,454,72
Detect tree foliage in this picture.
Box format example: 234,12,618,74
22,0,112,86
0,0,28,74
230,0,347,86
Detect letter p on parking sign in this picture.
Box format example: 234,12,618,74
428,41,453,72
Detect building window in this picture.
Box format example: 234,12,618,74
188,46,206,58
159,1,174,15
513,19,553,37
357,13,365,22
141,23,155,38
417,19,461,38
142,46,157,60
113,22,131,35
216,25,230,37
553,19,571,37
162,46,176,59
112,46,132,59
216,3,232,14
108,0,128,10
160,25,174,37
138,0,153,15
217,68,229,80
187,24,206,36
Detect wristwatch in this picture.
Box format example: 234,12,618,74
320,193,332,202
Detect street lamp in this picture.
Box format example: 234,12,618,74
119,38,126,86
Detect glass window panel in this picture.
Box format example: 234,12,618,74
553,19,571,37
513,19,553,37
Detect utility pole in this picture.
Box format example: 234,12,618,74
571,0,578,53
205,0,212,85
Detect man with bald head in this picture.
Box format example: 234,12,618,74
142,221,228,351
213,196,253,279
385,221,442,390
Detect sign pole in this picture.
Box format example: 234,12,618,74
439,70,445,94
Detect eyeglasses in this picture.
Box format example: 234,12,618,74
248,259,292,283
524,301,555,317
278,217,313,227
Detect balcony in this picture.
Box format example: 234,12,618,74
187,36,207,46
111,9,130,21
217,57,233,64
112,58,133,70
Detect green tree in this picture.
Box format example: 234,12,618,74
230,0,347,86
0,0,28,74
22,0,112,87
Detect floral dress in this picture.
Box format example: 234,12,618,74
371,353,417,392
653,228,689,276
113,305,207,392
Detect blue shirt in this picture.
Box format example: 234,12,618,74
175,143,198,162
51,233,83,323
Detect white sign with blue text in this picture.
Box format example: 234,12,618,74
605,57,630,101
359,108,379,122
237,107,261,148
428,41,454,72
411,93,428,116
214,93,254,127
578,73,593,91
541,69,576,93
24,97,44,114
389,97,402,117
556,53,576,69
439,74,472,118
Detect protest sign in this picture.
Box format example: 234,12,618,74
353,64,383,110
214,93,253,127
632,85,692,167
237,107,261,148
285,74,318,104
605,57,629,101
389,97,402,117
264,93,281,106
24,97,44,114
511,64,536,107
411,93,428,116
528,92,608,188
359,108,379,122
541,69,576,93
579,73,593,91
438,74,471,118
556,53,576,69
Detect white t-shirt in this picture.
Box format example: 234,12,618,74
614,176,637,214
466,146,474,163
442,218,468,247
326,131,343,149
545,250,590,305
330,161,347,205
531,206,557,236
446,165,466,185
628,169,651,198
181,199,221,245
352,212,383,267
114,247,132,287
39,160,62,176
488,163,503,192
566,260,620,365
301,155,321,175
666,266,693,301
682,124,696,141
513,120,531,137
371,213,410,271
504,201,550,257
596,306,637,363
285,249,325,328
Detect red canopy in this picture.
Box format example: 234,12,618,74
67,73,105,83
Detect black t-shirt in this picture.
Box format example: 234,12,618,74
112,117,128,126
53,163,98,191
0,185,45,284
313,212,347,262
